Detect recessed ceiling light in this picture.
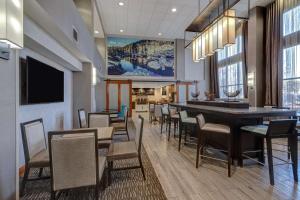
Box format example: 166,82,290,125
120,29,124,33
158,33,162,36
118,2,124,6
171,8,177,12
94,30,99,34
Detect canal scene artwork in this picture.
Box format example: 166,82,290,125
107,37,175,77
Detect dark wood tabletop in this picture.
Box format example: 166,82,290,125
170,102,296,119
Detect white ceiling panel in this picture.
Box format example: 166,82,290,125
96,0,275,39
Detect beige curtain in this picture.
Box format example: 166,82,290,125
209,55,219,98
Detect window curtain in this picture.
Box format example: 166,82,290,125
265,0,300,106
242,21,248,98
209,55,219,98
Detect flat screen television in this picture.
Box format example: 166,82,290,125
20,56,64,105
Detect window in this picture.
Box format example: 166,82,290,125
217,36,244,98
282,5,300,108
283,5,300,36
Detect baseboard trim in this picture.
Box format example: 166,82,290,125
19,165,25,177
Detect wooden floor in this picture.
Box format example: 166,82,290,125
132,111,300,200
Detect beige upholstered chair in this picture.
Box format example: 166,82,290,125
149,103,155,122
20,119,50,196
111,106,130,140
107,115,145,185
48,129,106,200
78,109,88,128
88,113,110,128
196,114,232,177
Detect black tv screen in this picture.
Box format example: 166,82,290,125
20,57,64,104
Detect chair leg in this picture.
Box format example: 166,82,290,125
108,161,113,186
20,166,30,196
50,191,56,200
227,135,232,177
95,184,99,200
38,168,43,177
266,138,274,185
138,156,146,180
160,117,163,134
288,137,291,160
291,135,298,182
168,120,171,141
126,129,130,141
178,123,182,151
196,133,201,168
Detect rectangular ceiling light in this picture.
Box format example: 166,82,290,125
222,9,236,47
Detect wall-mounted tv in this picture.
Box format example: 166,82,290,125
20,56,64,105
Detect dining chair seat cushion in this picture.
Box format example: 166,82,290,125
240,125,268,135
28,149,49,167
171,114,179,119
202,123,230,134
182,117,197,124
112,122,126,129
110,117,124,123
107,141,138,161
110,114,119,118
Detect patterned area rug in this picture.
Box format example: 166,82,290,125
21,146,166,200
21,147,166,199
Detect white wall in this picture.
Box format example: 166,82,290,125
0,49,17,200
18,48,73,166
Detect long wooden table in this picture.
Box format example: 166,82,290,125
170,102,296,165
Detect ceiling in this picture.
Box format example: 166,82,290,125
95,0,275,39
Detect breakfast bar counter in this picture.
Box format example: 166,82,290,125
170,102,296,165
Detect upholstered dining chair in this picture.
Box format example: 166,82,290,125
20,118,50,196
78,108,88,128
48,129,106,200
111,106,130,140
88,113,110,128
178,110,197,151
107,115,146,185
149,103,155,122
111,105,127,123
240,119,298,185
196,114,232,177
161,105,169,134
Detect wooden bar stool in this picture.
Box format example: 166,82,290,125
178,110,197,151
167,106,179,141
195,114,232,177
240,119,298,185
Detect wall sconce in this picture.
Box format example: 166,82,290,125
248,72,255,88
0,0,23,57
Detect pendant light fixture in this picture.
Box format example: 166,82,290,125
0,0,23,49
222,10,236,47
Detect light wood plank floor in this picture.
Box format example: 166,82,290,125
132,111,300,200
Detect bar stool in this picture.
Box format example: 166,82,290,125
149,103,155,122
167,106,179,141
195,114,232,177
240,119,298,185
161,105,169,134
178,110,197,151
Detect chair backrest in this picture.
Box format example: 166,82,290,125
88,113,109,128
179,110,188,122
21,119,47,163
161,105,169,115
78,109,87,128
154,104,162,117
196,114,206,129
149,103,155,111
135,115,144,154
48,129,99,192
168,106,177,116
267,119,297,138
